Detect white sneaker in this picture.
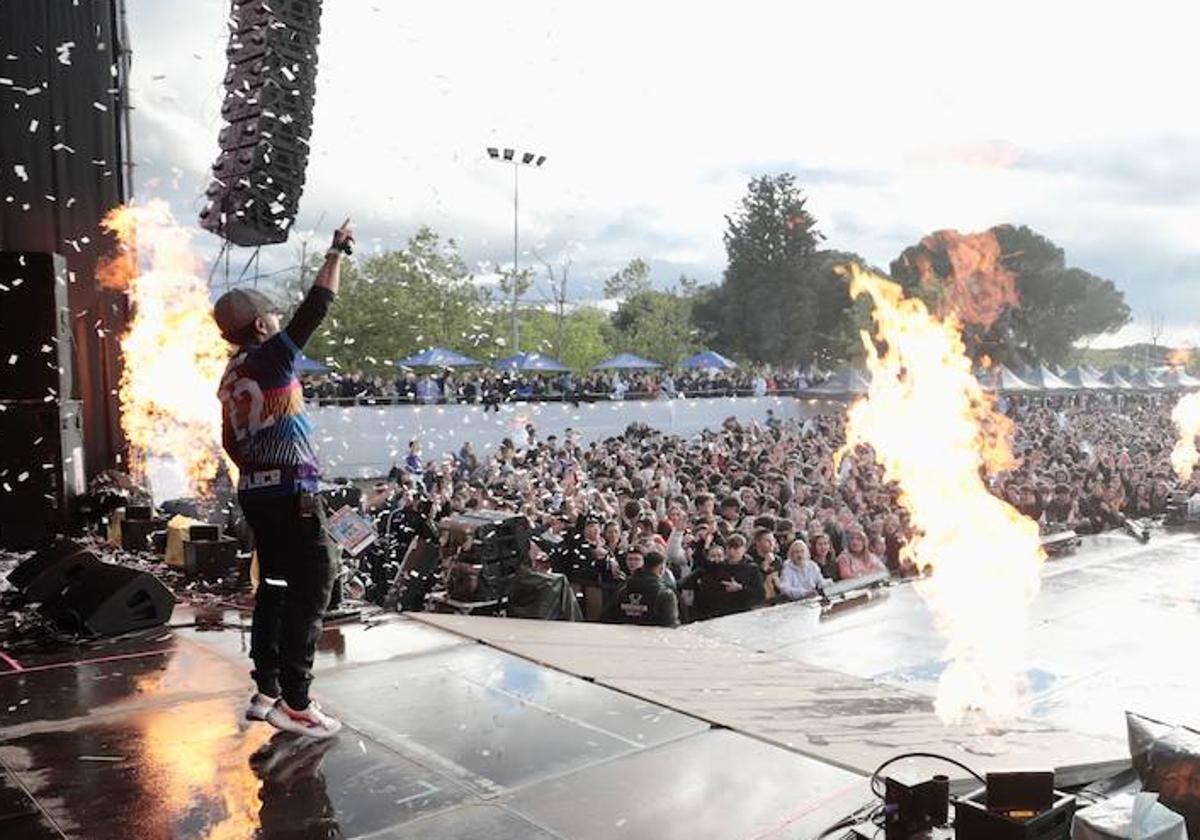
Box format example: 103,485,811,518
266,698,343,739
245,692,278,722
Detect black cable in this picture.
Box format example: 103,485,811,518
814,818,855,839
815,802,884,839
868,751,986,799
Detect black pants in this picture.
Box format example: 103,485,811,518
242,493,338,709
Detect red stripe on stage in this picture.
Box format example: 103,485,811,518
740,778,865,840
0,648,25,672
0,647,173,677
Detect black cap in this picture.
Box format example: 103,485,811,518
212,288,280,342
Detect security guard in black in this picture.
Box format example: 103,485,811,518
610,552,679,628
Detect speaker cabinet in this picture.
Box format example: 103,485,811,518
7,539,90,599
44,562,175,637
200,0,323,246
0,252,73,402
0,400,85,549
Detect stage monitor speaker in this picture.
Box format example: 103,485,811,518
0,399,85,549
0,252,73,402
199,0,323,246
439,511,531,566
45,562,175,637
7,539,91,599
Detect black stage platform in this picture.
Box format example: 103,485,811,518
1,529,1197,838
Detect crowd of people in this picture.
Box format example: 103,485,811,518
362,392,1192,628
301,367,813,405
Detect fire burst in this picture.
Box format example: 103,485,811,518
840,263,1043,724
1171,392,1200,480
100,200,231,496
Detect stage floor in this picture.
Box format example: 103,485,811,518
0,606,865,839
1,528,1197,838
690,528,1200,741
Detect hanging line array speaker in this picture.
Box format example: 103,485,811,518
199,0,323,247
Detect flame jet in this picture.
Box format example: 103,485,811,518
839,261,1044,724
100,201,231,495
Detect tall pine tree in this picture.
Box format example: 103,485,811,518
716,174,824,364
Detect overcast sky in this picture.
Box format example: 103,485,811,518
127,0,1200,348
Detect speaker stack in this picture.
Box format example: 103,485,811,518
6,539,175,637
439,511,532,569
199,0,323,246
0,252,84,549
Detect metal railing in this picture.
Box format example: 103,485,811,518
302,387,805,407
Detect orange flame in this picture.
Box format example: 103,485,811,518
1168,347,1192,368
101,201,231,495
137,693,272,838
839,263,1043,724
910,229,1017,328
1171,392,1200,480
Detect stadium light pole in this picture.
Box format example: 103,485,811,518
487,147,547,353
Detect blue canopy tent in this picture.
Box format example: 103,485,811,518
1098,368,1135,389
1125,368,1166,390
493,351,570,373
395,347,483,368
592,352,662,370
1061,366,1109,390
295,354,328,374
976,364,1038,394
680,350,737,370
1021,365,1076,391
1159,368,1200,390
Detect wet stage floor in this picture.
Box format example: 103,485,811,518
0,606,864,839
1,528,1197,838
690,528,1200,740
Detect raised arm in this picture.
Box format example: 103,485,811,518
314,218,354,295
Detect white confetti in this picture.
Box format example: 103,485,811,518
55,41,76,65
13,164,28,182
92,100,108,111
27,118,38,133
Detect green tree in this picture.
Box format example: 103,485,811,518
281,226,497,373
803,250,875,366
713,174,825,364
519,306,612,370
604,257,652,300
890,224,1131,365
606,277,704,366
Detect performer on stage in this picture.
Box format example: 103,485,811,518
214,219,354,739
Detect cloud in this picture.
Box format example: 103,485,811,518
124,0,1200,337
1018,137,1200,207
